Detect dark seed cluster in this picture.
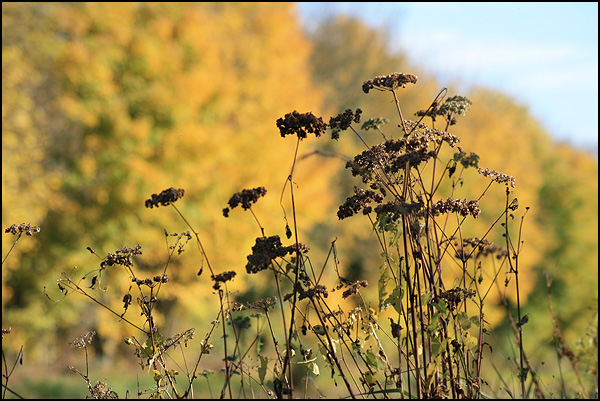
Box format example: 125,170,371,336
4,223,41,236
362,72,418,93
337,188,384,220
276,110,326,139
393,147,437,171
342,120,459,191
245,297,278,311
361,117,390,131
432,197,481,218
88,381,118,399
477,167,516,188
456,237,508,260
145,187,185,209
211,270,237,290
223,187,267,217
329,108,362,140
131,274,169,287
373,199,425,223
345,139,402,185
298,284,329,301
438,288,476,312
345,145,386,185
69,330,96,348
402,120,460,148
245,235,308,274
101,245,142,269
462,237,493,250
132,277,151,286
342,280,368,299
2,327,11,339
415,96,472,126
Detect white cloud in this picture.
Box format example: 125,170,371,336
393,27,598,147
396,28,587,73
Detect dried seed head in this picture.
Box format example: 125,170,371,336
298,284,329,301
4,223,41,236
361,117,390,131
223,187,267,217
337,188,384,220
211,270,237,290
276,111,326,139
145,187,185,209
329,108,362,140
246,297,278,311
362,72,418,93
458,237,508,260
432,197,481,218
245,235,308,274
477,167,516,188
100,245,142,269
438,288,476,312
342,280,369,299
2,327,11,339
402,120,460,148
69,331,96,348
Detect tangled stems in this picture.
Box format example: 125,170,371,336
145,188,236,398
276,119,358,397
13,71,554,399
326,72,529,398
503,186,529,398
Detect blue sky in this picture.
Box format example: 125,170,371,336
298,2,598,151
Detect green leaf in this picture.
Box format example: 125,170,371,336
463,331,478,350
364,371,378,385
457,312,472,330
365,349,379,369
427,314,441,335
378,260,394,311
430,337,448,358
432,299,447,314
258,355,268,384
384,285,403,314
313,325,326,336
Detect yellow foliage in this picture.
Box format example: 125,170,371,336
2,2,334,361
2,4,596,376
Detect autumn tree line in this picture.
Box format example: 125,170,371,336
2,2,597,397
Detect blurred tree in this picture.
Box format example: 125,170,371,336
305,15,598,342
2,2,338,361
308,14,406,111
2,2,70,355
2,3,596,376
305,14,443,286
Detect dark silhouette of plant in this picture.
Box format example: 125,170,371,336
3,72,596,399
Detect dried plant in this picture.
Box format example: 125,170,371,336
2,72,596,399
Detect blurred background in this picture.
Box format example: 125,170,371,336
2,3,597,398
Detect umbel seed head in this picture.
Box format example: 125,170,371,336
362,72,418,93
